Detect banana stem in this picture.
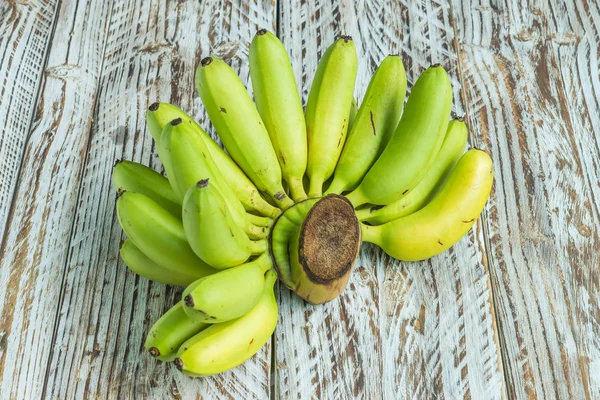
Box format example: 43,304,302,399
251,239,269,255
288,177,308,202
345,188,366,208
252,252,274,273
360,222,379,244
308,176,324,198
247,213,271,227
323,179,347,196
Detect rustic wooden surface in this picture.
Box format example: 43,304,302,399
0,0,597,399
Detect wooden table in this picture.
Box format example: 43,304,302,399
1,0,598,398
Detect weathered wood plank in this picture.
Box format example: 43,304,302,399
0,0,114,399
41,0,276,398
0,0,59,241
451,0,600,397
276,1,505,398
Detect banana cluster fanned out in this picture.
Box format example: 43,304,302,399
112,29,494,378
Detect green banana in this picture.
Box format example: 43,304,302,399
250,29,308,201
160,118,265,239
145,301,209,362
305,36,358,197
326,55,406,195
346,64,453,207
356,118,468,224
196,57,293,209
182,180,267,269
113,160,181,218
116,191,217,277
182,252,273,323
146,102,279,217
348,97,358,131
173,270,278,376
361,149,493,261
120,239,206,286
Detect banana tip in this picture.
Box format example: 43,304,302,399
184,294,195,307
257,28,267,35
174,358,184,370
116,188,126,198
430,63,442,68
113,158,122,167
170,117,182,126
339,35,352,42
196,179,209,188
148,102,159,111
149,347,160,358
201,56,213,66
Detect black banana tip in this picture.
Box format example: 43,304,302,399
113,158,123,167
149,102,160,111
149,347,160,357
201,57,213,66
174,358,184,370
116,188,126,198
456,115,465,122
184,294,195,307
119,239,125,248
196,179,209,188
170,117,182,126
339,35,352,42
430,63,442,68
257,28,267,35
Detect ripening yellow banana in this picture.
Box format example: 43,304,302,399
250,29,308,201
112,159,181,218
173,270,278,376
346,64,453,207
305,36,358,197
356,118,468,224
120,239,206,287
145,301,209,362
146,102,278,218
182,252,272,323
116,191,217,277
326,55,406,195
182,180,267,269
361,149,493,261
196,57,293,209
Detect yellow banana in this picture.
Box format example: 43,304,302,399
182,252,272,323
160,118,264,239
326,55,406,195
182,180,267,269
116,191,217,277
305,36,358,197
145,301,209,362
196,57,293,209
120,239,205,287
146,102,278,217
112,159,181,218
357,118,468,224
346,64,453,207
173,270,278,376
250,29,308,201
361,149,493,261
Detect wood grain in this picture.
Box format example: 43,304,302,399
40,0,276,399
0,0,114,398
0,0,59,241
276,1,505,399
451,0,600,398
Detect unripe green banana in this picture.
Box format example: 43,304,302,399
247,213,272,228
160,118,262,238
182,252,273,323
348,97,358,131
361,149,493,261
305,36,358,197
120,239,205,286
182,180,268,269
113,160,181,218
146,102,279,218
326,55,407,195
116,191,217,277
195,57,293,209
250,29,308,202
346,65,453,207
173,270,278,376
145,301,209,362
357,118,468,224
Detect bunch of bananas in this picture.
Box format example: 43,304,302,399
113,30,493,377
